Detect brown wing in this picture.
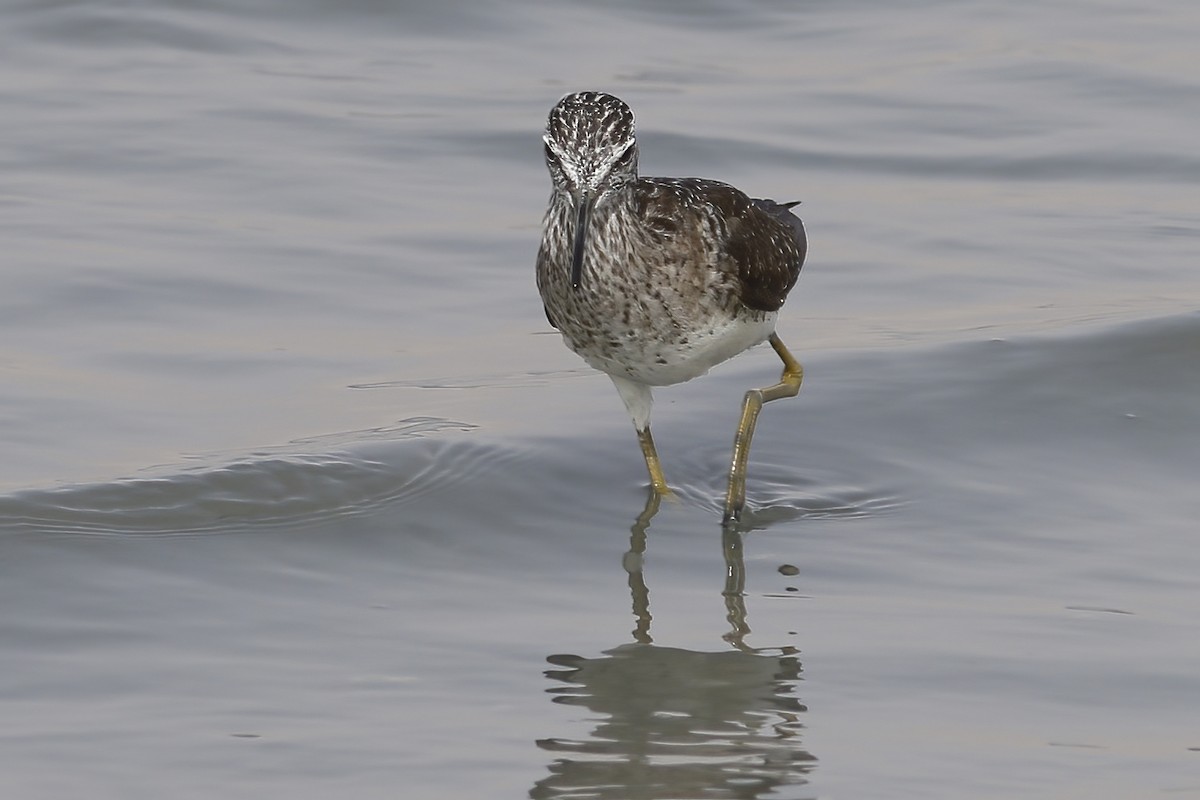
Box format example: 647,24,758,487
652,179,805,313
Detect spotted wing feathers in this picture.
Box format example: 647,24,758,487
685,182,804,313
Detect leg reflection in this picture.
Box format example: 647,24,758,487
622,490,661,645
721,525,752,652
530,492,815,798
622,491,759,653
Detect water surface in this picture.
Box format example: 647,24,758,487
3,1,1199,798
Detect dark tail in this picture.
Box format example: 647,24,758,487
752,198,807,270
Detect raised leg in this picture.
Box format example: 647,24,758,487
723,333,803,523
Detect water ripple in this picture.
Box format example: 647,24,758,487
670,450,907,530
0,418,518,536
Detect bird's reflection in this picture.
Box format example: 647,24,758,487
531,493,815,799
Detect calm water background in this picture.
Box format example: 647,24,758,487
2,1,1199,797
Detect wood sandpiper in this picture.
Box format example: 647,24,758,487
536,91,806,523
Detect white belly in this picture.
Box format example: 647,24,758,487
570,311,777,387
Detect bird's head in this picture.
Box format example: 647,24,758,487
543,91,638,196
543,92,638,289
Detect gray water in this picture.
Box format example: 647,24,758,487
3,1,1199,797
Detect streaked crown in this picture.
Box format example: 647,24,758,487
543,91,638,195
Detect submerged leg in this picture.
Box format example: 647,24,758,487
611,375,671,495
723,333,804,523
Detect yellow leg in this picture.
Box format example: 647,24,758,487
636,425,672,496
723,333,803,523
